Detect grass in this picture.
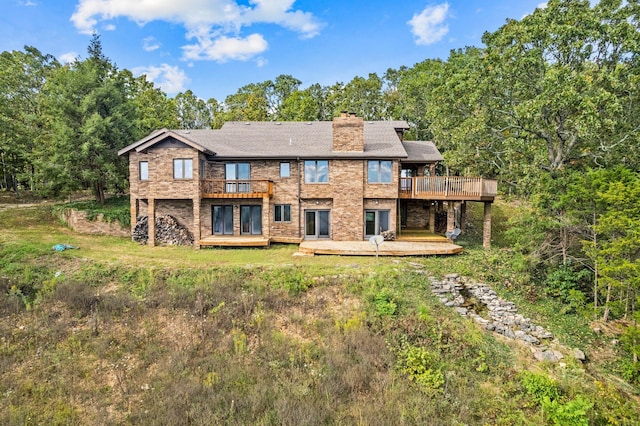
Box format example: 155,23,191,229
1,201,639,424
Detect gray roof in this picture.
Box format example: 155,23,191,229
119,120,442,162
401,140,444,162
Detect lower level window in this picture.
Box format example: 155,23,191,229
274,204,291,222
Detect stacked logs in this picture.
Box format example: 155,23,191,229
132,215,194,246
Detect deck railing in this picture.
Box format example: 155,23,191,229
201,179,273,198
399,176,497,200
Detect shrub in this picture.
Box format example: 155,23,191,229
520,371,560,404
542,395,593,426
398,344,444,395
373,289,398,317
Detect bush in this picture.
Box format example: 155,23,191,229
520,371,560,404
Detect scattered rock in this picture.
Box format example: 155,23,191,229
572,348,586,362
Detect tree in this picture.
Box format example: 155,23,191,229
121,70,179,135
37,34,136,203
174,89,216,129
0,46,59,193
481,0,640,173
337,73,384,120
588,169,640,321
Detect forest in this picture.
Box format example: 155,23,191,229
1,0,639,388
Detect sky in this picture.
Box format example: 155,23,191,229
1,0,548,101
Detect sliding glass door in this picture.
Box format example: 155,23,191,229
212,205,233,235
240,205,262,235
305,210,330,239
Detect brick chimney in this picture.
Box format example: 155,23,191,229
332,111,364,152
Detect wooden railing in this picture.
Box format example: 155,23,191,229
399,176,497,201
201,179,273,198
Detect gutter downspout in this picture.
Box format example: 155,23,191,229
297,157,302,239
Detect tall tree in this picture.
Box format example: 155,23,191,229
121,70,179,135
0,46,59,193
37,34,136,203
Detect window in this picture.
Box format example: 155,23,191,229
225,163,251,193
304,160,329,183
368,160,392,183
173,158,193,179
280,162,290,178
139,161,149,180
274,204,291,222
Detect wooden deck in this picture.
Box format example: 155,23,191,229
297,240,462,256
399,176,497,201
200,235,270,247
201,179,273,199
396,229,452,243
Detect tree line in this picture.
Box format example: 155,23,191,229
1,0,639,378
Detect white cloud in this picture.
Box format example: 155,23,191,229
132,64,189,94
143,36,161,52
58,52,78,64
20,0,38,6
408,3,450,46
70,0,323,62
182,33,268,62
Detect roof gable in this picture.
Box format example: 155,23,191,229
117,129,215,156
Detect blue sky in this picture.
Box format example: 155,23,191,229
1,0,547,101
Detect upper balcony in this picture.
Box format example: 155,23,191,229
399,176,497,201
201,179,273,199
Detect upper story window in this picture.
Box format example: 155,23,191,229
225,163,250,180
173,158,193,179
304,160,329,183
225,163,251,193
368,160,392,183
280,162,290,178
139,161,149,181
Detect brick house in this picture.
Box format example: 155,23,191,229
118,112,497,249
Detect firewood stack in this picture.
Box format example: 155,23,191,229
132,215,194,246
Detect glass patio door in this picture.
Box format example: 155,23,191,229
364,210,390,237
240,205,262,235
213,205,233,235
305,210,330,239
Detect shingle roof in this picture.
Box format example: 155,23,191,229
401,140,444,162
119,120,442,162
173,121,409,159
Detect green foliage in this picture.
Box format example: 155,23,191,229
373,289,398,317
520,371,560,404
36,35,135,203
544,263,591,312
541,395,593,426
397,344,444,395
262,267,311,295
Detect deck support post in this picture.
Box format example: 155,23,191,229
460,202,466,231
148,198,156,247
193,198,201,249
483,202,492,249
130,197,139,241
446,202,455,233
429,203,436,233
